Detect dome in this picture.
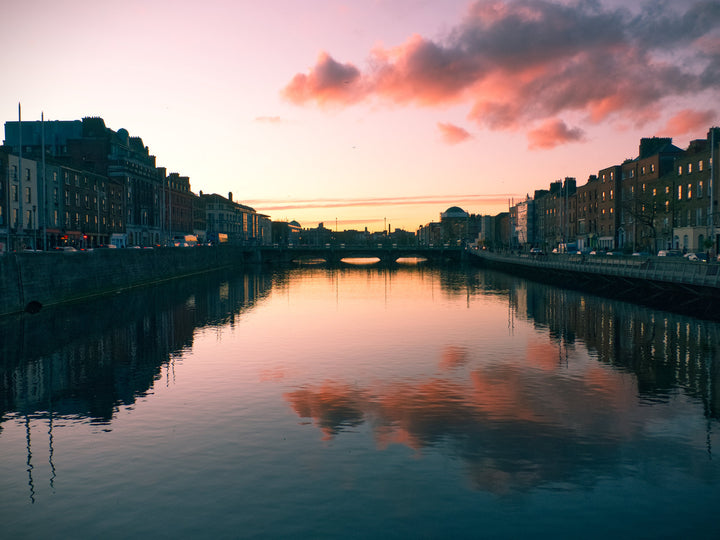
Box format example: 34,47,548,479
441,206,469,220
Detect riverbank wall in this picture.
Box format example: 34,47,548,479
470,249,720,319
0,246,262,316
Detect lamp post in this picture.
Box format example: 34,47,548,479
32,205,36,249
97,189,104,247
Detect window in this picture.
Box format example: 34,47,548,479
678,165,683,175
665,186,670,194
610,189,614,200
65,211,70,227
53,187,58,203
64,171,69,184
12,185,18,202
602,192,606,202
699,160,704,172
602,173,606,182
25,169,31,181
651,163,655,173
25,187,31,203
642,183,646,193
687,183,692,199
610,207,614,214
53,210,58,227
688,163,693,174
74,174,79,187
12,209,18,227
678,185,683,199
12,165,18,180
652,188,657,197
641,165,646,175
697,208,703,225
26,210,32,228
610,171,615,180
53,171,58,183
665,200,670,213
699,180,704,198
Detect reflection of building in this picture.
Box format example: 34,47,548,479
0,269,273,424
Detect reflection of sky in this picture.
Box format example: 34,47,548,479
284,354,651,493
275,268,720,494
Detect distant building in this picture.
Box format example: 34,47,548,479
202,192,262,244
272,220,302,245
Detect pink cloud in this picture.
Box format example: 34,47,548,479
255,116,283,124
282,51,364,107
662,109,718,137
282,1,720,146
527,119,585,150
437,122,472,144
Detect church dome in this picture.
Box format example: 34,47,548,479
441,206,469,220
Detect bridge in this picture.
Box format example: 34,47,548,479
257,244,466,265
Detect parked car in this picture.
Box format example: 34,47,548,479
686,253,707,262
658,249,682,257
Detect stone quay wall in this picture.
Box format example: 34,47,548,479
0,246,261,316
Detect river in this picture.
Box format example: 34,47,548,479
1,263,718,538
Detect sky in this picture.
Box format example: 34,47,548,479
3,0,719,232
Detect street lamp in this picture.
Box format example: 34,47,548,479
97,190,105,247
32,205,36,250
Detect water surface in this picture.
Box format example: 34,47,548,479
1,265,718,538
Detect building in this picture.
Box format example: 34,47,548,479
670,128,720,253
202,192,262,245
272,220,302,245
618,137,682,252
3,117,193,247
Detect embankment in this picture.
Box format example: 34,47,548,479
470,249,720,319
0,246,260,316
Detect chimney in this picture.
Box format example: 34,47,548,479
228,192,233,202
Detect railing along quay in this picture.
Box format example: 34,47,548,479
470,249,720,291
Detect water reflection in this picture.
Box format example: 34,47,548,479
0,268,274,425
282,267,720,494
1,264,719,510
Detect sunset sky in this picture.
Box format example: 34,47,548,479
3,0,719,231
